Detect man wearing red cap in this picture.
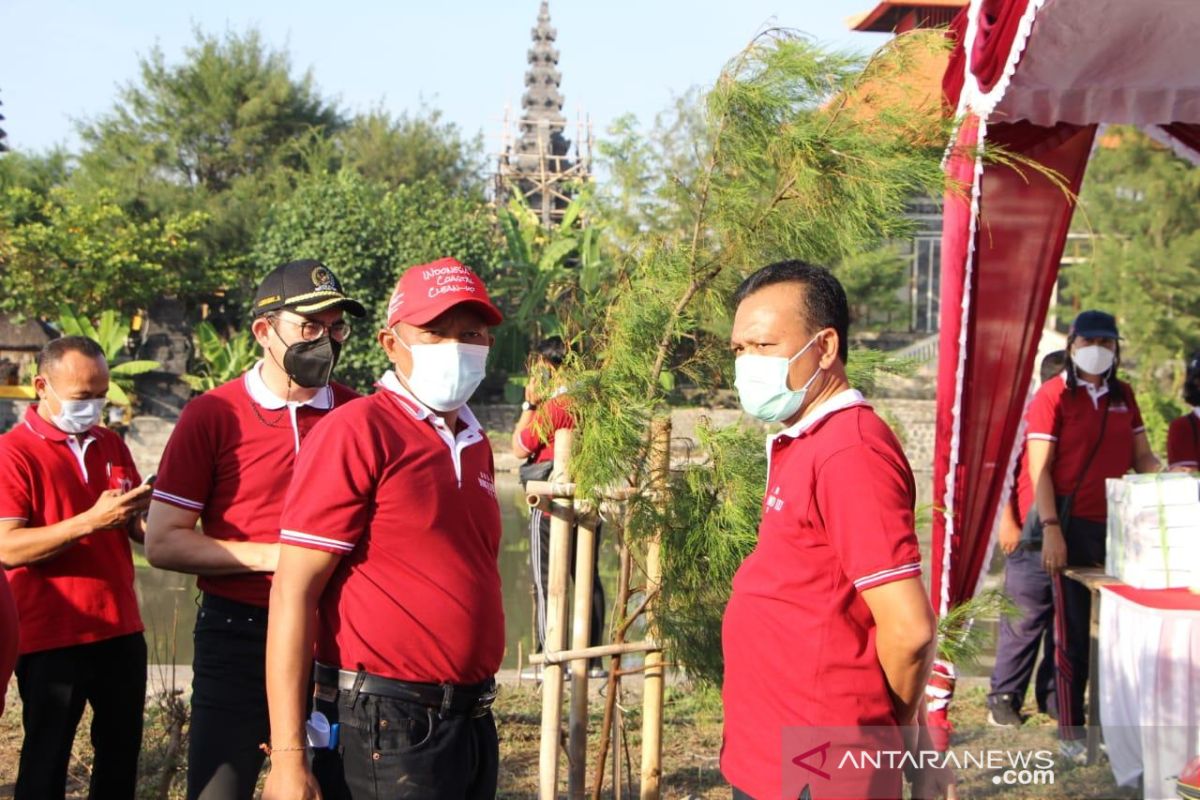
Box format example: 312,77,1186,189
263,257,505,800
146,260,364,800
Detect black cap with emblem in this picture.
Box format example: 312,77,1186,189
251,260,367,318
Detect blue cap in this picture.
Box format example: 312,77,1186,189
1070,310,1119,339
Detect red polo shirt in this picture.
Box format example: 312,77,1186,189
152,363,358,607
279,371,505,685
1166,410,1200,470
0,407,144,654
0,569,18,714
517,394,575,464
1017,374,1144,522
721,390,921,800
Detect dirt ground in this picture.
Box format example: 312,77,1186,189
0,678,1130,799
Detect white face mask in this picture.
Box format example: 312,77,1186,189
1071,344,1115,377
395,334,489,412
734,334,823,423
44,380,105,434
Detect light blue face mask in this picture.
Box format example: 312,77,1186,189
734,334,823,423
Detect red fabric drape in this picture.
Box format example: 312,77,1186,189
1160,123,1200,156
930,120,1097,615
970,0,1033,93
942,8,970,111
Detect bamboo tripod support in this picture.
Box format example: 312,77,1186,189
532,422,669,800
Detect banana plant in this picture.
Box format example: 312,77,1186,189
56,305,160,408
181,321,258,393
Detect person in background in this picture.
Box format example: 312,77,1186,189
1024,310,1160,763
721,260,948,800
263,258,505,800
0,569,15,718
512,336,606,678
145,260,364,800
986,350,1066,727
0,336,152,799
1166,350,1200,471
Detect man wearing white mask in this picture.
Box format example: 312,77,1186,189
720,261,949,800
262,257,504,800
0,336,152,799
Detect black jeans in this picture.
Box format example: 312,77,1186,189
187,593,270,800
989,548,1056,713
14,632,147,800
311,686,499,799
1050,517,1106,741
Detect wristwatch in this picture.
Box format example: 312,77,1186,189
522,401,537,412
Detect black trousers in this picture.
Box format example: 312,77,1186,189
530,506,605,656
311,687,499,799
187,593,270,800
1050,517,1107,741
988,548,1057,713
14,632,147,800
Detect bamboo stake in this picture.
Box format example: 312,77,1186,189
529,639,660,665
592,527,633,800
640,419,669,800
568,513,599,798
539,429,574,800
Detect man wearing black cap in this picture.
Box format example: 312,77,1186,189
146,260,365,800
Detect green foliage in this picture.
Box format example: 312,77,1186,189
55,306,160,407
490,192,614,374
335,106,485,195
72,27,346,297
937,591,1016,667
0,187,207,319
182,321,259,393
561,31,948,684
253,170,498,390
0,149,72,194
1065,127,1200,388
1134,383,1189,459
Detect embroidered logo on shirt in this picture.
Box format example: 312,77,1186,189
1109,404,1129,414
478,472,497,499
765,485,785,512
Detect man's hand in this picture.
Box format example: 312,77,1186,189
262,754,321,800
998,506,1022,556
1042,525,1067,573
87,484,153,530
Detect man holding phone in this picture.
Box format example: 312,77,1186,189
0,336,152,799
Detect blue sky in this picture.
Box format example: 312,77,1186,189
0,0,890,154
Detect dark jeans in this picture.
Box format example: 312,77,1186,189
530,506,605,655
311,686,499,799
14,632,147,800
1050,517,1106,741
989,548,1056,713
187,593,270,800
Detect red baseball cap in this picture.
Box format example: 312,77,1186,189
386,258,503,328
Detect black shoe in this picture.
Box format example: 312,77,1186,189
987,694,1022,727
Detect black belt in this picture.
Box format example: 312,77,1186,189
312,662,497,718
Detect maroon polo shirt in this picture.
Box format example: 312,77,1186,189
721,390,922,800
0,407,143,654
1166,410,1200,470
152,363,357,607
518,394,575,464
1018,374,1144,522
279,371,505,685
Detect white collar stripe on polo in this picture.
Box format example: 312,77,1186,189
243,360,334,453
378,371,485,485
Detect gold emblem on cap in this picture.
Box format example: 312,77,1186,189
311,266,337,292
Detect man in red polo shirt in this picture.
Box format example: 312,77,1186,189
145,260,364,800
262,257,504,800
0,336,152,799
722,261,945,800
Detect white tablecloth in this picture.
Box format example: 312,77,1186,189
1100,585,1200,800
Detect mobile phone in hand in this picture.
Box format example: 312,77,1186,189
141,473,157,487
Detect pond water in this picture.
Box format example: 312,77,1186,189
135,475,621,669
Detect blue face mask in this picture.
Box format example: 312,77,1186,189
734,334,823,423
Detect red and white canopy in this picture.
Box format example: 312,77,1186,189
931,0,1200,621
